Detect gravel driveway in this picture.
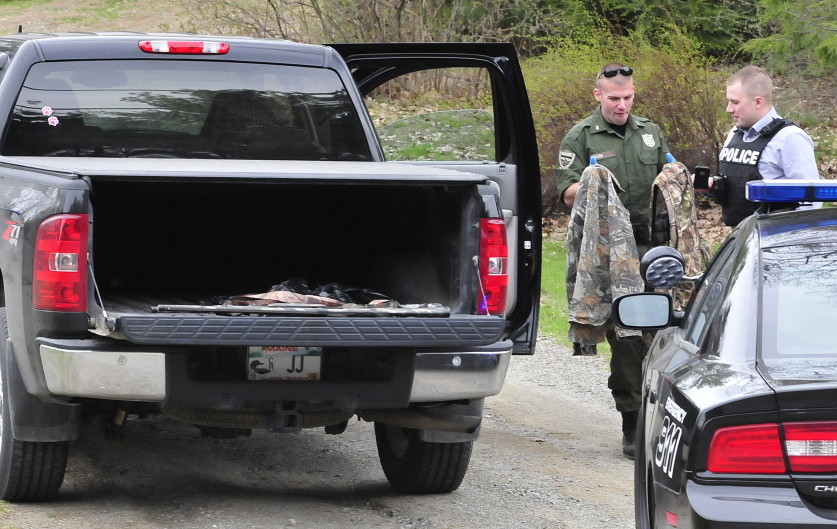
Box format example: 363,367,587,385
0,336,633,529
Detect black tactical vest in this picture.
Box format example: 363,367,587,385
717,118,792,226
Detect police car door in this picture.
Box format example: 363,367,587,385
331,42,541,354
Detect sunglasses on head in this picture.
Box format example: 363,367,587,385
598,66,633,79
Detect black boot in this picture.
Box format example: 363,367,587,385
572,342,597,356
621,410,638,460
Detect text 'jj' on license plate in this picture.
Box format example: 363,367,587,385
247,346,322,381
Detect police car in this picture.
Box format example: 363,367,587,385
613,180,837,528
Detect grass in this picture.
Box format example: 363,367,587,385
0,0,55,12
0,0,185,34
17,0,128,20
372,108,495,161
539,239,569,339
539,239,612,356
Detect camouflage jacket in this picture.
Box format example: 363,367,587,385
556,107,669,226
651,162,711,308
566,165,643,344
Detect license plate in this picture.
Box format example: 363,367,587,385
247,346,322,381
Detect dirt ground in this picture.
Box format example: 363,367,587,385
0,337,634,529
0,0,186,34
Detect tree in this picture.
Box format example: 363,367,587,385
183,0,564,56
743,0,837,73
541,0,761,58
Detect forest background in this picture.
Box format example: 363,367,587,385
177,0,837,219
1,0,835,220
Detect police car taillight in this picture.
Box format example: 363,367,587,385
139,40,230,54
707,421,837,474
784,421,837,473
707,424,786,474
747,180,837,203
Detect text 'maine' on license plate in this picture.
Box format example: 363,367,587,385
247,346,322,381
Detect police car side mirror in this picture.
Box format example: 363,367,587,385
612,292,676,330
640,246,685,289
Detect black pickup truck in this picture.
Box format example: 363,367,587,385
0,33,541,501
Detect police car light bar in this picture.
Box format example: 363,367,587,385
746,180,837,203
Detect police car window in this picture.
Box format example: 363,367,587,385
682,240,737,345
760,242,837,357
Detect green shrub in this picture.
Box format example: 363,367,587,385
523,26,728,215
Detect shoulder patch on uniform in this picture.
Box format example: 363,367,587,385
642,134,656,148
558,150,576,169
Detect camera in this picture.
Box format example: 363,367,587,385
712,174,728,205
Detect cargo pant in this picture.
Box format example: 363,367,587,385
607,242,651,413
607,323,645,413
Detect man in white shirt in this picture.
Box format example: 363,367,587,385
715,65,819,226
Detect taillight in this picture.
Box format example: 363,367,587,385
707,424,786,474
784,421,837,472
476,218,508,315
139,41,230,54
33,214,88,312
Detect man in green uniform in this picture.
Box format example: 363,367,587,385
556,62,669,459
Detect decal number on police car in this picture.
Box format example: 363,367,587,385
655,416,682,478
655,396,687,479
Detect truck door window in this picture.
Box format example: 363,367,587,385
365,67,496,162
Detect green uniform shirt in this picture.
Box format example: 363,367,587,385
555,107,669,226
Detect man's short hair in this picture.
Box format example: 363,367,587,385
595,62,632,89
728,65,773,105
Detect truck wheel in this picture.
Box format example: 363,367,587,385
0,309,69,502
374,422,472,494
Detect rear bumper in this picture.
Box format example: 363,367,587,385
39,344,166,401
117,314,506,347
37,339,511,404
409,348,510,402
686,480,837,527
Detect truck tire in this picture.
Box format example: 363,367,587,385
374,421,472,494
0,309,69,502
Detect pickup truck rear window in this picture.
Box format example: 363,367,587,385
2,60,371,160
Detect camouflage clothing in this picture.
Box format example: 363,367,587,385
556,107,669,227
559,106,670,415
566,165,644,345
651,162,710,276
651,162,711,309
